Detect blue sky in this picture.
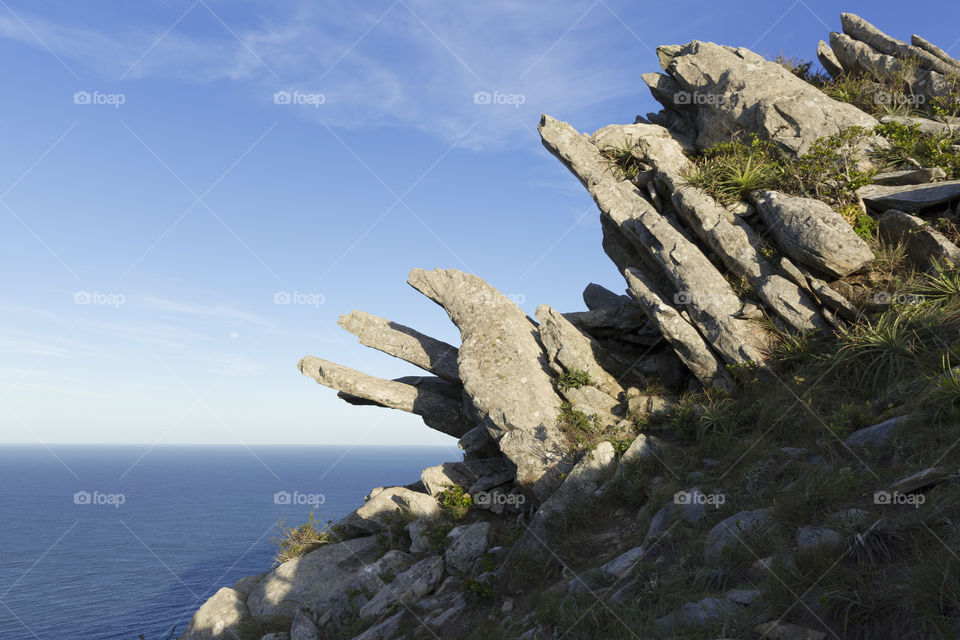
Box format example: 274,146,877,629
1,0,957,448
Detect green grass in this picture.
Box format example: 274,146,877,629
873,122,960,179
272,511,339,565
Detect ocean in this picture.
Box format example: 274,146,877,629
0,445,453,640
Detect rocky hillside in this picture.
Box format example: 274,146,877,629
176,13,960,640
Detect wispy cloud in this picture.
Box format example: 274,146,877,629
0,0,664,148
142,295,274,327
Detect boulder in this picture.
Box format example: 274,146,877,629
878,115,960,137
704,508,771,565
444,522,492,573
627,394,676,416
421,458,510,497
878,209,960,271
754,190,874,277
407,518,432,554
408,268,570,500
339,487,439,534
872,167,947,186
180,587,250,640
582,283,631,310
885,467,947,494
298,357,474,438
623,268,734,392
231,573,265,599
338,310,460,383
726,588,761,605
658,40,876,155
247,536,379,623
359,555,445,618
859,181,960,213
844,415,908,448
560,384,622,427
536,304,625,396
817,39,844,78
600,545,648,580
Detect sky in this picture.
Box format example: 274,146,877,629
0,0,958,448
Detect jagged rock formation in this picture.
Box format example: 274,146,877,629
180,11,960,640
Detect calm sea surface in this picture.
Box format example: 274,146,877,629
0,445,453,640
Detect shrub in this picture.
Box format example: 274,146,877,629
437,486,473,521
601,140,645,181
272,511,338,564
556,369,592,391
685,134,781,204
873,121,960,179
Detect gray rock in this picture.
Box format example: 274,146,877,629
444,522,492,573
359,555,444,618
247,536,379,622
421,458,509,497
878,115,960,137
408,268,570,500
407,518,432,554
338,310,460,383
878,209,960,271
911,34,960,70
844,415,908,448
860,181,960,213
804,273,859,322
726,588,761,605
754,190,874,277
261,633,288,640
872,167,947,186
339,487,439,534
350,610,405,640
298,357,474,438
180,587,250,640
830,32,949,101
660,40,876,155
600,545,647,579
421,463,472,497
655,596,737,633
704,508,771,565
357,550,415,593
796,526,843,551
595,122,826,334
560,384,622,427
232,573,265,599
582,283,631,310
457,424,495,455
817,39,844,78
539,115,767,369
840,13,958,76
623,268,734,392
886,467,947,494
536,304,625,396
290,609,321,640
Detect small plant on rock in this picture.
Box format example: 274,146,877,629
437,486,473,521
556,368,593,391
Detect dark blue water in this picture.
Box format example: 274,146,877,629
0,445,453,640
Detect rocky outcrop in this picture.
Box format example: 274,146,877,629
858,180,960,213
535,304,625,397
298,356,474,438
338,487,439,534
408,268,571,500
647,40,876,155
338,310,460,383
